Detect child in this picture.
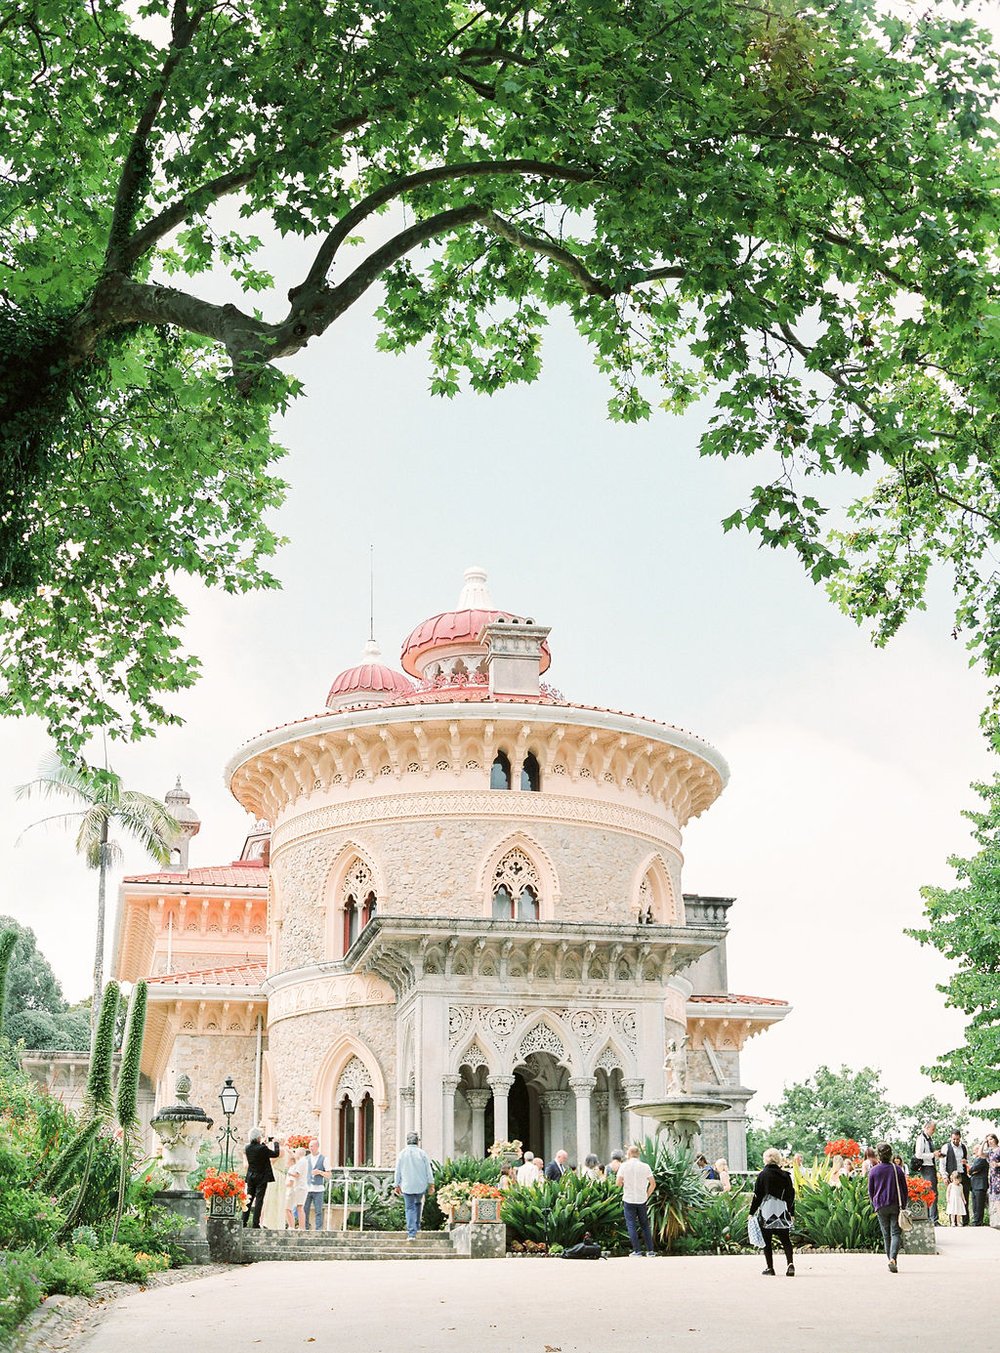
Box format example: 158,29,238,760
946,1170,967,1227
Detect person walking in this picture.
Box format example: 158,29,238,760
914,1119,941,1224
243,1127,281,1229
286,1145,309,1229
303,1138,330,1231
615,1144,656,1257
943,1130,970,1224
393,1131,435,1241
985,1133,1000,1228
867,1143,907,1273
750,1147,796,1277
969,1143,990,1226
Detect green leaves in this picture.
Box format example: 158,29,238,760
2,1,999,746
908,776,1000,1104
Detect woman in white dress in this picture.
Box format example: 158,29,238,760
286,1146,308,1230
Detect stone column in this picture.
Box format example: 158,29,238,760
465,1088,492,1159
622,1079,645,1148
570,1078,596,1164
488,1075,515,1147
441,1076,460,1160
400,1085,415,1139
593,1091,610,1161
541,1090,570,1156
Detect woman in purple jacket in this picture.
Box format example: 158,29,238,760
867,1142,908,1273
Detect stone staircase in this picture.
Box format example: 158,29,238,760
241,1229,462,1261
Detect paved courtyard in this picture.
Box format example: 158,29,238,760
74,1225,996,1353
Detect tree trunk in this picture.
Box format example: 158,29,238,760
91,820,109,1035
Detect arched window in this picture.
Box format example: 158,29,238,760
491,849,541,921
342,859,376,954
520,752,541,792
362,891,377,927
493,885,513,919
490,750,512,789
358,1092,375,1165
338,1095,355,1165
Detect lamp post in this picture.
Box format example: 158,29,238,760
218,1076,240,1173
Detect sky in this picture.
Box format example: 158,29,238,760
3,1,998,1134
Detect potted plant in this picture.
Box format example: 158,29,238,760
197,1168,248,1218
470,1181,505,1223
488,1139,523,1169
437,1180,474,1224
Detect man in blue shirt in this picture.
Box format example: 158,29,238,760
394,1132,435,1240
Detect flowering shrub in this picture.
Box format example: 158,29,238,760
436,1180,474,1211
906,1175,937,1206
196,1169,248,1204
470,1183,504,1200
824,1139,861,1160
286,1134,312,1149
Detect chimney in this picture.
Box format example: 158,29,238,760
479,618,551,698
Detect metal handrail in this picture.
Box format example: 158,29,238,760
325,1164,395,1232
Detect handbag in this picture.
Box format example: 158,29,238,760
747,1212,765,1249
894,1167,912,1233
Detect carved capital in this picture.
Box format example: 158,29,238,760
465,1088,492,1111
540,1090,570,1112
569,1076,597,1098
487,1075,516,1097
399,1085,415,1106
441,1075,462,1096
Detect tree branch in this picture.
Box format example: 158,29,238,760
103,1,208,273
298,159,599,294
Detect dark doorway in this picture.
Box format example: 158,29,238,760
508,1073,533,1153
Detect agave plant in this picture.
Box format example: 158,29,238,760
500,1174,626,1249
639,1137,708,1250
673,1187,754,1255
791,1172,881,1251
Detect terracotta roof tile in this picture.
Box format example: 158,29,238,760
122,864,268,888
147,962,267,987
689,993,789,1007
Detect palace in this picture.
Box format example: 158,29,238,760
111,568,788,1168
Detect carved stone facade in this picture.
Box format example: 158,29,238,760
113,569,789,1172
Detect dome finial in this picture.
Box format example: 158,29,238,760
458,565,492,609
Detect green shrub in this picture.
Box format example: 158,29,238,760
347,1198,407,1231
34,1249,97,1297
0,1250,45,1338
90,1243,151,1283
672,1189,752,1255
791,1174,881,1251
639,1138,708,1250
500,1174,627,1250
423,1156,503,1230
71,1225,100,1251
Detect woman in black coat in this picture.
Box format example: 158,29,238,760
749,1148,796,1276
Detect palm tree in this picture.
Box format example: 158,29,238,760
16,756,178,1030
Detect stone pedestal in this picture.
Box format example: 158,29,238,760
901,1205,936,1255
153,1189,209,1263
449,1221,507,1259
207,1215,246,1264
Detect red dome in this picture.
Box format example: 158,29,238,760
326,662,414,707
401,609,551,677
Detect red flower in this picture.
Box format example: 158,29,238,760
197,1169,248,1203
906,1175,937,1205
823,1138,861,1160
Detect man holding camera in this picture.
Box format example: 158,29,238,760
244,1126,281,1228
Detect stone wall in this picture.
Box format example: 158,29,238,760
163,1032,261,1150
266,1002,397,1164
272,814,681,970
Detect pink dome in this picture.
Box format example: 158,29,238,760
325,643,414,708
401,609,552,677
